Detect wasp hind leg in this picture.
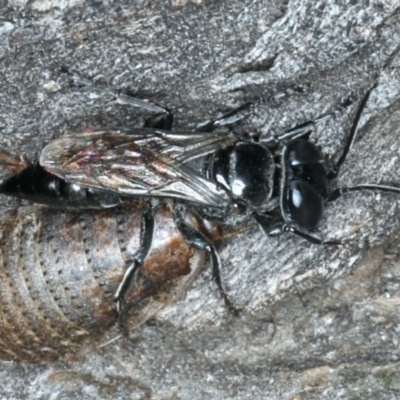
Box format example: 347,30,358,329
114,203,155,331
0,151,31,174
174,205,238,315
59,66,173,130
195,103,253,133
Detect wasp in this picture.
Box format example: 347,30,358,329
1,68,400,323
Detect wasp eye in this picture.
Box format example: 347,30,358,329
233,201,247,215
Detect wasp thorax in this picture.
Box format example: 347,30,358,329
212,142,275,212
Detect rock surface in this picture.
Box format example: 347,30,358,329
1,0,400,399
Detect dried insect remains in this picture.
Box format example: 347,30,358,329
0,200,214,361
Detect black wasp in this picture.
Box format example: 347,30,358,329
1,69,400,316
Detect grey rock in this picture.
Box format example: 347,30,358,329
1,0,400,399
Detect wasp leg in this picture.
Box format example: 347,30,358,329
328,184,400,202
327,83,377,179
256,214,342,245
263,115,333,146
174,206,238,314
196,103,331,136
255,214,284,234
0,151,31,173
282,225,342,245
264,84,373,148
195,103,252,132
59,66,173,130
114,203,155,329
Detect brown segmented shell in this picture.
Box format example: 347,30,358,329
0,200,211,362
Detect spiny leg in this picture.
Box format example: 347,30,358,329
262,114,332,145
0,151,31,173
328,184,400,202
255,214,343,245
324,83,400,201
329,43,400,180
327,83,377,179
195,103,253,133
59,66,173,130
282,224,343,245
261,88,372,148
197,99,334,139
114,202,155,328
174,205,238,314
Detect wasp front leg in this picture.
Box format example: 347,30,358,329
255,214,343,245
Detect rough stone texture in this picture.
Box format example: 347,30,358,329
1,0,400,398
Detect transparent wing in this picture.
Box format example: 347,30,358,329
40,128,235,207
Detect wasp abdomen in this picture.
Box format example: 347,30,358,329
0,163,124,209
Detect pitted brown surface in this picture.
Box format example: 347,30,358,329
0,203,208,362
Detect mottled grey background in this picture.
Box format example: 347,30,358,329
1,0,400,399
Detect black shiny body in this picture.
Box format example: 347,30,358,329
0,162,125,209
211,142,275,212
281,139,328,231
1,132,327,233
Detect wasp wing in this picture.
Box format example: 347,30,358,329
40,128,235,207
